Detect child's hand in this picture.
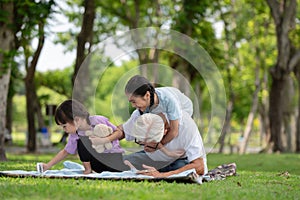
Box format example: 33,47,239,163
37,163,50,173
42,163,50,171
89,136,109,145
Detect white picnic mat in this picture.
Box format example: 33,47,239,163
0,161,206,184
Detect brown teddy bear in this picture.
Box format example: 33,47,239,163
85,124,113,153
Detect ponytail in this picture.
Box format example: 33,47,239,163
148,83,155,110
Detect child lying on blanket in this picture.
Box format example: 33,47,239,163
40,99,124,174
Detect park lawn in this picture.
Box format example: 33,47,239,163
0,153,299,200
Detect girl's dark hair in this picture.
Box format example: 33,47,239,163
125,75,155,114
54,99,90,125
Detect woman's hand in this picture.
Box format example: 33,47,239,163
136,164,166,178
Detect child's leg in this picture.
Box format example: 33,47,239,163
77,139,92,173
89,156,120,173
82,162,92,174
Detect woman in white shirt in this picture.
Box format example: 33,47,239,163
124,75,193,151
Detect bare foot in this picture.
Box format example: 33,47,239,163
124,160,137,172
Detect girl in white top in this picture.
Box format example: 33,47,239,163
124,75,193,151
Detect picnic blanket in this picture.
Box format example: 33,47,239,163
0,161,236,185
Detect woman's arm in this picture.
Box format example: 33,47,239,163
159,146,185,158
140,157,205,178
160,119,179,145
42,149,69,171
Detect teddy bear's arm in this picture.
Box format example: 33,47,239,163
104,142,112,150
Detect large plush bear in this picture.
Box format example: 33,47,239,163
85,124,113,153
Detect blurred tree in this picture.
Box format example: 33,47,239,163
14,0,55,152
237,0,274,154
72,0,95,104
170,0,220,93
211,0,277,153
0,1,14,161
57,0,179,107
215,0,239,153
292,4,300,153
50,0,300,154
96,0,175,78
267,0,300,152
93,61,137,123
6,63,22,137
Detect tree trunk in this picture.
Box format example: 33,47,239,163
72,0,95,104
294,66,300,152
25,22,45,152
258,102,272,153
35,93,45,130
266,0,298,152
25,80,37,152
269,75,287,152
0,1,14,161
297,87,300,152
0,69,11,161
219,101,233,153
257,20,272,153
282,76,294,152
6,80,13,134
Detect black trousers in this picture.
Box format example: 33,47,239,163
77,139,118,173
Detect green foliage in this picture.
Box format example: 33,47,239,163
35,67,73,98
0,6,9,24
289,4,300,48
212,0,278,127
12,86,68,132
8,58,23,98
92,60,138,124
0,51,15,77
37,86,68,107
12,95,27,131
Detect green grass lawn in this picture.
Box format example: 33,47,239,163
0,152,299,200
